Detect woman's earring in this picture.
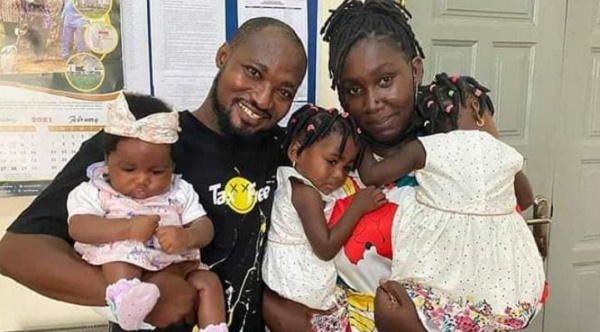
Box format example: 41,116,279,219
292,161,296,168
476,118,485,127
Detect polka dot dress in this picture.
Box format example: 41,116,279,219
262,166,339,310
390,130,546,331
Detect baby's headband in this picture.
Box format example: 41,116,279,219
104,92,181,144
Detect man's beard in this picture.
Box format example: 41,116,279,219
210,73,252,137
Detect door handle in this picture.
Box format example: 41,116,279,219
526,195,552,258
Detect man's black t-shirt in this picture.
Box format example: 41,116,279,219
8,111,283,332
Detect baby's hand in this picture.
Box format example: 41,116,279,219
129,214,160,243
155,226,189,254
352,186,388,213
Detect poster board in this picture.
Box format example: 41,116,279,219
0,0,317,197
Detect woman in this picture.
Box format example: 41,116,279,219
264,0,428,331
265,1,546,331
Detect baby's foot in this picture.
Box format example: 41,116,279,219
106,279,160,331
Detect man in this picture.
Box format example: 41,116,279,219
0,17,307,332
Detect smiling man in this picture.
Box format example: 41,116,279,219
0,17,307,332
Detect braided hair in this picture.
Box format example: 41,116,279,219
417,73,495,135
284,104,362,167
321,0,425,93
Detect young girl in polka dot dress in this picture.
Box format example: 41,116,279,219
262,104,387,331
360,73,547,331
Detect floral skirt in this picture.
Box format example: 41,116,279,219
404,282,549,332
310,286,350,332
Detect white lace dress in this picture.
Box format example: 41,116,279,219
390,130,547,331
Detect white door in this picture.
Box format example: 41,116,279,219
405,1,568,331
545,0,600,331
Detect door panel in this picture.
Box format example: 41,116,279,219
546,0,600,331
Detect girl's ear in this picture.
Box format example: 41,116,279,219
467,97,481,119
287,141,301,164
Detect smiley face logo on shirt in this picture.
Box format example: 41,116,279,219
224,177,257,214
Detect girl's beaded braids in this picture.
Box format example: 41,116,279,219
417,73,495,134
285,104,362,167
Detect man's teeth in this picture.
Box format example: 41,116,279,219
240,103,261,119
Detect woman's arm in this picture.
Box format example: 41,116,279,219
263,286,314,332
292,181,386,261
359,141,426,186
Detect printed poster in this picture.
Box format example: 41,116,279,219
0,0,124,197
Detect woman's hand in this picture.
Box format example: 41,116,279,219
375,280,427,332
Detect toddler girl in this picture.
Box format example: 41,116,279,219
67,92,227,332
262,104,387,331
360,74,547,331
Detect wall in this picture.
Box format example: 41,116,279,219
315,1,340,108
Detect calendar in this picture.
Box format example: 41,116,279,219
0,88,107,197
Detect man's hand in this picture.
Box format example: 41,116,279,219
143,263,197,327
155,226,189,254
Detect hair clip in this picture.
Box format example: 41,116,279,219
448,90,455,97
307,124,316,131
357,127,362,134
426,100,434,108
474,89,482,97
423,120,430,127
445,104,454,113
450,74,459,83
429,84,436,92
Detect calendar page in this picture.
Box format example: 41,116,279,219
0,87,109,197
0,0,123,197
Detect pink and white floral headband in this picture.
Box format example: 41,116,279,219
104,92,181,144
